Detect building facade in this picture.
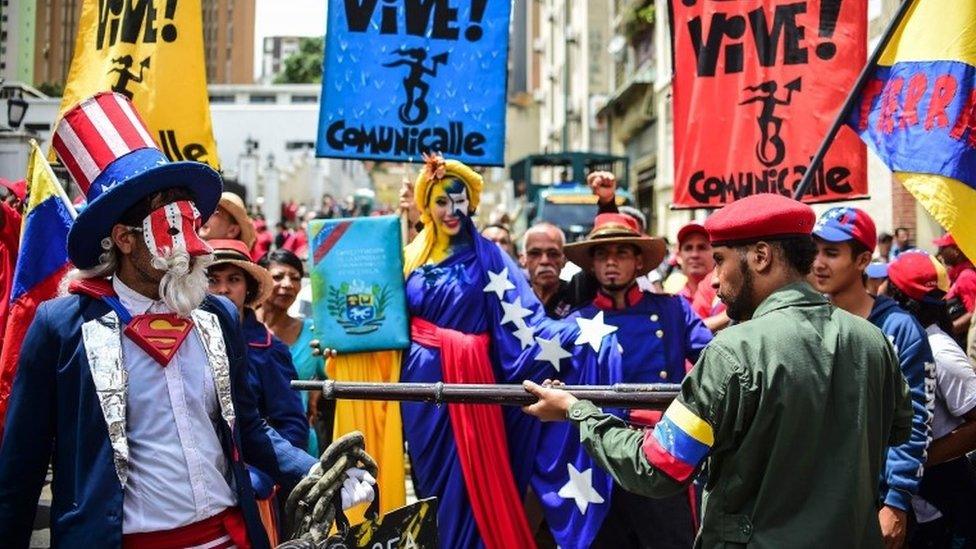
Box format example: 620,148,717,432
2,0,255,89
534,0,612,155
598,0,666,234
202,0,255,84
0,0,37,84
260,35,301,84
31,0,81,92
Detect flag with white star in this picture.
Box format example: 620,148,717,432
401,218,624,549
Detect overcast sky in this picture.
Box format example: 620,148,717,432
253,0,328,80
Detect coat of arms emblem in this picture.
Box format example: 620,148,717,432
327,280,392,335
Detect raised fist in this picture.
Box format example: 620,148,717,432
587,171,617,205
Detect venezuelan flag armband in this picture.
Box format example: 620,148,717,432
640,400,714,483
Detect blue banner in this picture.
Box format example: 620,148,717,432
316,0,511,166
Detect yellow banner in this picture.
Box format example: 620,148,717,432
55,0,219,168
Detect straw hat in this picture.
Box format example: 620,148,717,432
209,239,273,307
217,192,256,248
564,213,666,276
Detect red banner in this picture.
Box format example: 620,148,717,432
671,0,867,209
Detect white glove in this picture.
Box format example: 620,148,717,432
340,467,376,510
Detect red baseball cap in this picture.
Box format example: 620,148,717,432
705,194,815,246
0,178,26,202
813,207,877,252
887,250,950,303
933,233,956,248
677,222,708,245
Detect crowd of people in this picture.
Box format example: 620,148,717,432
0,92,974,549
484,174,976,547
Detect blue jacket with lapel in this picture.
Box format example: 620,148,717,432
0,292,317,548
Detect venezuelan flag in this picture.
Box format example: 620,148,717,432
0,141,76,437
641,400,714,482
847,0,976,260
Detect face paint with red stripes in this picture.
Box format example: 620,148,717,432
141,201,213,259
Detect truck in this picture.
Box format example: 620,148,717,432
509,152,633,242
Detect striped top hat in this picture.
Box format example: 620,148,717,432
53,92,222,269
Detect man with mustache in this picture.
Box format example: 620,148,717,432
559,213,713,547
524,194,913,547
520,222,576,319
520,171,642,321
0,93,369,548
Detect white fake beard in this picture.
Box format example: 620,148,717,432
152,249,214,317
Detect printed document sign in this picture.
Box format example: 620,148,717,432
310,216,409,353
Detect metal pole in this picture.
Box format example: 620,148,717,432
792,0,917,201
292,380,681,409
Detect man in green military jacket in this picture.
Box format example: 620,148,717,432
524,194,913,548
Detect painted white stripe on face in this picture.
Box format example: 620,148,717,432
55,121,100,185
142,207,159,256
168,202,188,253
447,185,470,217
81,100,130,157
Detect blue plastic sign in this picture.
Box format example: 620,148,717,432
317,0,511,166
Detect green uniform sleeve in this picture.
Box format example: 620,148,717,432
571,340,754,498
678,342,756,457
570,400,686,498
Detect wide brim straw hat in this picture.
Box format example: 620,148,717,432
564,213,666,276
209,239,274,307
217,192,256,248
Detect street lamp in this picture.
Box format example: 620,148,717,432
7,91,28,130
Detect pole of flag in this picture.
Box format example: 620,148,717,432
792,0,918,201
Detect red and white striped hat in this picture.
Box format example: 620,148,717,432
52,92,158,196
53,92,222,269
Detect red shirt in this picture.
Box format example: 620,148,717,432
250,230,272,262
282,228,308,259
679,271,726,320
947,261,976,312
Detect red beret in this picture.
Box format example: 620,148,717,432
705,194,815,246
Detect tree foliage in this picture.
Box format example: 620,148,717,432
36,82,64,97
274,37,324,84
